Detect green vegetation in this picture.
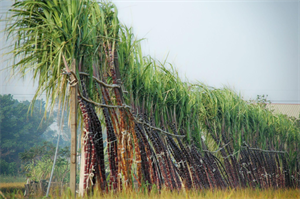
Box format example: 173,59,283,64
20,142,70,183
0,175,26,183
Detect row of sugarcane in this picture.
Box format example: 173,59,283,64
71,42,300,196
42,1,300,194
76,87,300,196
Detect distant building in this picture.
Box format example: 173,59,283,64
267,103,300,119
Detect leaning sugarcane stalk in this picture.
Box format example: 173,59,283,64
93,63,121,191
103,41,127,191
128,118,142,187
89,103,106,191
166,135,189,189
135,114,161,189
130,111,156,189
173,127,202,189
78,96,91,195
135,123,152,189
138,116,169,189
80,77,107,192
100,90,118,190
125,126,134,188
168,121,194,189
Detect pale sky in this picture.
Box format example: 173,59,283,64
1,0,299,103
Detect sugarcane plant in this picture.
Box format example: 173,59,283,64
4,0,300,197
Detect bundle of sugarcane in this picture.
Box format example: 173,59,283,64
99,86,119,191
124,110,177,190
135,113,168,190
203,150,227,188
77,79,107,195
166,127,193,189
166,117,203,189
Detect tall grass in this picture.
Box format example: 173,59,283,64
4,187,299,199
0,182,24,199
83,188,300,199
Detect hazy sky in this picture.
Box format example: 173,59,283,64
0,0,43,101
1,0,299,103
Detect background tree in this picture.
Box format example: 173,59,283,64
0,94,54,175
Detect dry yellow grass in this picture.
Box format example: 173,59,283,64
51,188,300,199
0,182,24,189
0,182,25,199
1,184,300,199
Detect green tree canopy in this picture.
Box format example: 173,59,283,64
0,94,54,174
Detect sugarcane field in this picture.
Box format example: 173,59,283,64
0,0,300,198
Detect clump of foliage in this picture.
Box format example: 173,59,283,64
20,142,70,183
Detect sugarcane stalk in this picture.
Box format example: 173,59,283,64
78,96,92,195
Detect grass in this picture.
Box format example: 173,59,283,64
0,175,26,198
0,175,299,198
52,188,300,199
0,182,24,189
1,187,299,199
0,182,25,199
